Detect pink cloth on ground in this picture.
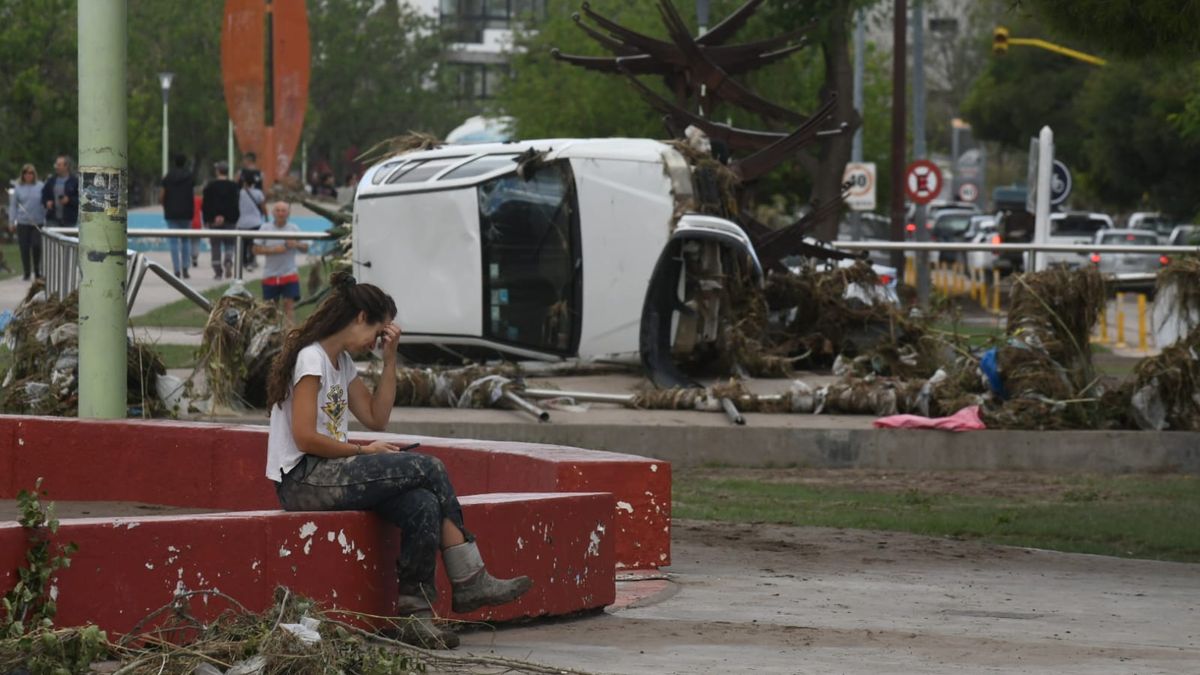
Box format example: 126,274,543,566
873,405,986,431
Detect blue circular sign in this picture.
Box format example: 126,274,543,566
1050,160,1072,205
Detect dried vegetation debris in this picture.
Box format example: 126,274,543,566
1117,257,1200,431
0,282,167,417
190,289,286,411
0,588,591,675
981,267,1108,430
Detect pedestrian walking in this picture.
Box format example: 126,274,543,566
8,163,46,280
160,154,195,278
236,169,266,272
265,271,532,648
253,201,307,322
201,161,239,279
40,155,78,226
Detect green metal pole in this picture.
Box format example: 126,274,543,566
77,0,128,419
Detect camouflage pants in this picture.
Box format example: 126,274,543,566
276,451,473,601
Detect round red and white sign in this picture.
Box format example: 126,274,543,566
904,160,943,205
958,181,979,202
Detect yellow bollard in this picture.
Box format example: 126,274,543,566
1137,293,1148,353
1114,292,1127,348
906,256,916,286
992,269,1002,314
1096,304,1108,343
954,263,964,295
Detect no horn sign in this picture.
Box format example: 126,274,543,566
905,160,943,205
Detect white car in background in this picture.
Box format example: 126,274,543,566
964,216,999,274
1128,212,1174,243
1045,212,1113,268
1168,224,1200,247
1087,229,1166,290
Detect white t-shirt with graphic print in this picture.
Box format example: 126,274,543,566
266,343,358,481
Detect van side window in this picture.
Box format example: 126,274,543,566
478,161,580,353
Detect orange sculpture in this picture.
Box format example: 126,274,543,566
221,0,310,190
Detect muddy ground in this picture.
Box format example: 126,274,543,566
459,519,1200,674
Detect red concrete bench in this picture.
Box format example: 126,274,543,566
0,492,614,634
0,416,670,568
0,415,671,634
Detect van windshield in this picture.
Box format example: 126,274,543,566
478,161,581,354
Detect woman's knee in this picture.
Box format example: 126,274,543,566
413,453,448,479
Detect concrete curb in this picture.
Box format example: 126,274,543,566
373,420,1200,474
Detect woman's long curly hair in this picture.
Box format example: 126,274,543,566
266,271,397,409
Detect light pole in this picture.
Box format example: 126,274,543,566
159,71,173,177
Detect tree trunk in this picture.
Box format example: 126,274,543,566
809,0,859,242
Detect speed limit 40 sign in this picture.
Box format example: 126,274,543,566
842,162,876,211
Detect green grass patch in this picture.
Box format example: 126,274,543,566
673,470,1200,562
131,264,320,328
150,344,199,370
929,319,1006,348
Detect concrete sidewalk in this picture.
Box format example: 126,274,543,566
457,520,1200,674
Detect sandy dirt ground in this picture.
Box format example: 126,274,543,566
458,519,1200,674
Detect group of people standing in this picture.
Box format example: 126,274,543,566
160,153,268,281
160,154,308,322
6,155,79,281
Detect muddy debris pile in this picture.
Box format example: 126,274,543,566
980,266,1108,429
0,282,166,417
1119,257,1200,430
190,286,285,411
719,261,949,380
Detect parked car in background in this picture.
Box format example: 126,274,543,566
930,209,978,263
1128,212,1175,243
964,217,999,275
1045,212,1113,268
1087,229,1166,290
837,212,893,268
1168,224,1200,247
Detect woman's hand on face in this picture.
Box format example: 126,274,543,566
379,323,402,359
362,439,399,454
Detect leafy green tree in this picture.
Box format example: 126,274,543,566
494,0,886,240
1076,60,1200,219
0,1,78,183
127,0,228,198
960,17,1090,163
307,0,462,182
493,1,674,140
1018,0,1200,58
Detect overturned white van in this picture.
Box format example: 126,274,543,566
352,138,761,381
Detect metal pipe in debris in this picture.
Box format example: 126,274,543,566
720,398,746,425
521,388,636,405
503,391,551,423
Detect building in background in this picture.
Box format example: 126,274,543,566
410,0,546,103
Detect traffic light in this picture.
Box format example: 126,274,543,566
993,26,1009,55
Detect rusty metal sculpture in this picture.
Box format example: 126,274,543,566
221,0,310,190
553,0,852,269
